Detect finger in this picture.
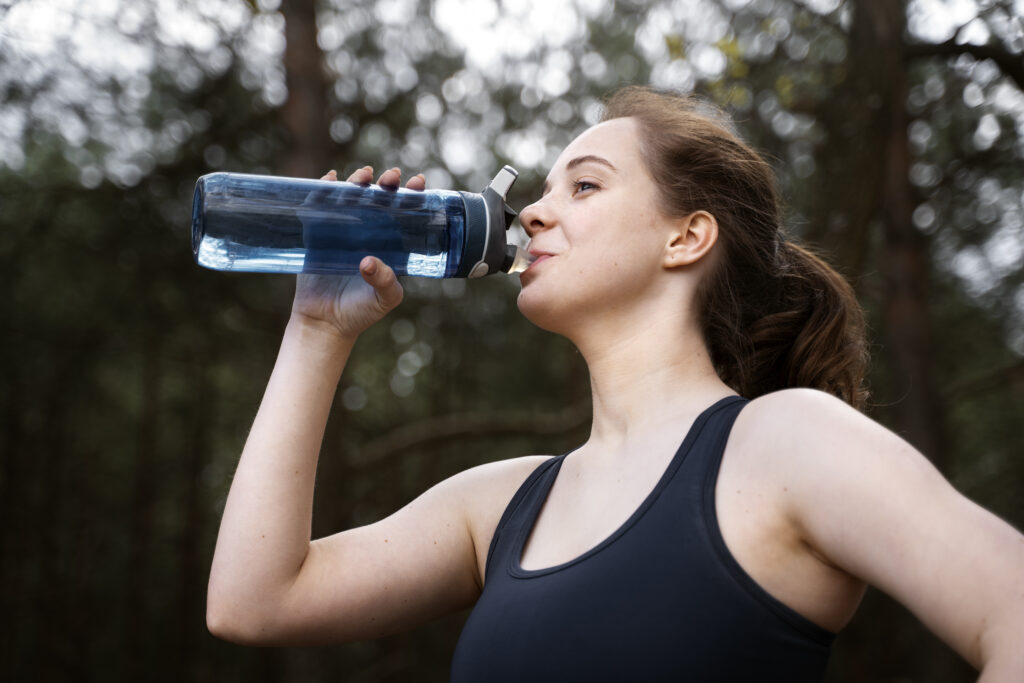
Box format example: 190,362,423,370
346,165,373,184
405,173,426,191
319,169,338,181
377,167,401,189
359,256,404,310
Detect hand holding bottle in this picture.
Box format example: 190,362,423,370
290,166,426,339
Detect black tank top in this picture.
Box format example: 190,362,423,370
450,396,835,682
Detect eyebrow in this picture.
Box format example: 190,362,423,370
542,155,618,195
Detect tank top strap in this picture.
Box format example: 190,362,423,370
690,396,836,644
484,454,566,581
688,395,749,480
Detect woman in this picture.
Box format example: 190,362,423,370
206,87,1023,680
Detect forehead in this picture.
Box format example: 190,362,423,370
550,117,643,174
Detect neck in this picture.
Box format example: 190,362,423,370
571,299,734,450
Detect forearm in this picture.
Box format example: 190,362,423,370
208,314,356,623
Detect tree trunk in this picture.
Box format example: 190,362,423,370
827,4,969,683
277,1,335,676
175,348,213,677
125,319,161,680
802,8,887,283
0,362,25,674
280,0,333,178
864,0,942,465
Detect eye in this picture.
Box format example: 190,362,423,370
572,180,599,196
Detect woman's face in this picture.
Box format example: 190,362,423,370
516,117,677,333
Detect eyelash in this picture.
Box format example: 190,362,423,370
572,180,598,195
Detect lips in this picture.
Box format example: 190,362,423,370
525,248,556,270
528,254,552,268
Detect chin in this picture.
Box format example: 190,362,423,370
516,284,570,334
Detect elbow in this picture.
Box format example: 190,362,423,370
206,593,274,646
206,597,248,644
206,567,275,644
975,622,1024,681
206,566,305,645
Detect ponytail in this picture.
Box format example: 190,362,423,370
602,86,870,409
704,240,869,409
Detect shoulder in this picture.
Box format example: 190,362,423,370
736,390,1024,669
444,454,555,506
729,388,922,550
439,455,556,566
741,387,865,433
735,387,924,499
401,454,556,547
425,454,555,526
737,388,895,466
735,388,953,566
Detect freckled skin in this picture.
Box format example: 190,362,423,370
516,119,678,337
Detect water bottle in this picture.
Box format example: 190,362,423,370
191,165,533,278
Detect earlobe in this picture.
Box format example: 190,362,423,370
663,211,718,269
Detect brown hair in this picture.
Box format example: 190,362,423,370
602,86,869,409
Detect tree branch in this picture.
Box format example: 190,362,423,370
941,358,1024,402
350,401,592,467
905,39,1024,91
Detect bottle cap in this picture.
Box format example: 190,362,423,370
455,165,521,278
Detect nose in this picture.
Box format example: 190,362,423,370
519,196,553,238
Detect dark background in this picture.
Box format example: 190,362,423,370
1,0,1022,680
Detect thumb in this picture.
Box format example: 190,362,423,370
359,256,404,311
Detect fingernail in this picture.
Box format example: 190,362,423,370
363,258,377,275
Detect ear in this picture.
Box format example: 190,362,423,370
663,210,719,269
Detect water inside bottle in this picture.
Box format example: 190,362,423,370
193,173,466,278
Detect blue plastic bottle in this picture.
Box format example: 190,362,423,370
191,166,532,278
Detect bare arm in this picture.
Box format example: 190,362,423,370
205,312,362,642
206,167,514,645
752,389,1024,678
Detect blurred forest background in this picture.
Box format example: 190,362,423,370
1,0,1022,680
